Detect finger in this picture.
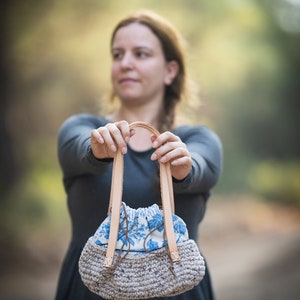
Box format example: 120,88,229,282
152,131,179,148
130,129,135,137
106,123,128,154
151,141,182,161
162,146,189,163
91,129,104,144
171,156,192,166
116,120,131,143
98,126,118,152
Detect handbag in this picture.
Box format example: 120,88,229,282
79,122,205,299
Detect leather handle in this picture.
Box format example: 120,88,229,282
104,121,180,268
107,121,174,214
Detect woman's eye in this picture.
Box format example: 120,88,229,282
112,52,123,60
136,51,149,58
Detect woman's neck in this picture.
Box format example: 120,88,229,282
109,105,161,129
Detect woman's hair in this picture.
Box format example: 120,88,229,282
110,10,188,131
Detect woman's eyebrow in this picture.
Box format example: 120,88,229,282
111,46,153,51
134,46,153,52
111,47,123,52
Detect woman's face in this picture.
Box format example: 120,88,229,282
111,23,177,107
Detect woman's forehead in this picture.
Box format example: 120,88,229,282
112,23,161,49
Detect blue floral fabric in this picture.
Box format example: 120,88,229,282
93,203,189,252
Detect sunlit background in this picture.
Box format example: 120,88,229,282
1,0,300,299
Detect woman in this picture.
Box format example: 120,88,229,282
55,10,222,300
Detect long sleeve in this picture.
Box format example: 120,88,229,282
173,125,223,195
57,114,111,180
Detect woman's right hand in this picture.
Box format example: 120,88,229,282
90,121,134,159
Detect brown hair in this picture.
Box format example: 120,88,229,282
110,10,188,131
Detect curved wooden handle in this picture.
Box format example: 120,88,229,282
104,122,179,268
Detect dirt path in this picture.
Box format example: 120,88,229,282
1,196,299,300
200,196,300,300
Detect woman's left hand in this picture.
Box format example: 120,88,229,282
150,131,192,181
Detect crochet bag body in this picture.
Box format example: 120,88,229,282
79,122,205,300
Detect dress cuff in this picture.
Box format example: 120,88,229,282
87,147,113,165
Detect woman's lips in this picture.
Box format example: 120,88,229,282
119,78,138,84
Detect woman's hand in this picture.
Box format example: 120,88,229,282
150,131,192,181
91,121,134,159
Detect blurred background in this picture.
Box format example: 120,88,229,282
1,0,300,299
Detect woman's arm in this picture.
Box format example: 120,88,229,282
171,126,223,194
58,114,112,179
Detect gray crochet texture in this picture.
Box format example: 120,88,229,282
79,237,205,299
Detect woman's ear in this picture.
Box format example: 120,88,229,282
164,60,179,86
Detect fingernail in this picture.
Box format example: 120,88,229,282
151,153,157,160
122,147,127,154
152,141,158,148
160,156,166,163
111,144,117,152
125,136,130,143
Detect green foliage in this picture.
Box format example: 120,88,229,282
248,161,300,206
0,136,68,245
22,167,66,227
1,164,68,245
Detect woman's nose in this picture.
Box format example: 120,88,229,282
120,53,134,69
